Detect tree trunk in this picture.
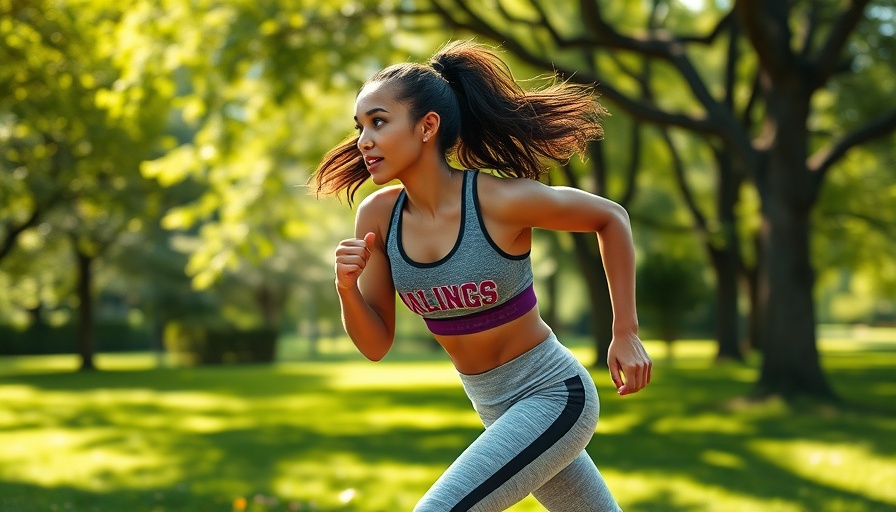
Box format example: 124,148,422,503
754,196,834,399
752,90,835,400
709,246,744,361
664,130,746,362
569,232,613,367
76,249,96,371
709,150,745,362
744,235,762,351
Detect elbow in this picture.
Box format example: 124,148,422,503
595,201,631,233
358,338,394,362
613,201,631,225
365,351,388,362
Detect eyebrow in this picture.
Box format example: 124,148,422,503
353,107,389,121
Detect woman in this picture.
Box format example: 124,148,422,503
313,40,652,512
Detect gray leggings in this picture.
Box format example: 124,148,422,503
414,333,620,512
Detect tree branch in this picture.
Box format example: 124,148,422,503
0,206,42,262
723,14,740,111
414,0,761,167
736,0,798,79
811,0,872,88
425,0,718,135
809,110,896,192
818,209,896,238
663,127,709,235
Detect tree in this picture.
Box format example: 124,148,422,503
398,0,896,400
637,249,712,359
1,0,173,369
125,0,401,332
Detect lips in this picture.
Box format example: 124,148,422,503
364,156,383,171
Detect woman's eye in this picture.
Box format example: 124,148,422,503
355,118,385,133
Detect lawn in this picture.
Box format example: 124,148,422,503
1,329,895,512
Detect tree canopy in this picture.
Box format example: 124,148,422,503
1,0,893,399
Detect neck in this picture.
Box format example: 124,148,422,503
401,157,462,218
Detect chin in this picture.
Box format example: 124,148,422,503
370,173,393,186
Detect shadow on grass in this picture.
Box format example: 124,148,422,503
0,480,217,512
1,342,895,511
586,352,896,511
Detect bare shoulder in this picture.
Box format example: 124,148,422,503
355,185,404,242
475,172,551,217
476,172,623,232
357,185,403,213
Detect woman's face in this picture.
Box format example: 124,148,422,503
354,81,424,185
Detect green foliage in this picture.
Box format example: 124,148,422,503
163,322,278,365
814,145,896,323
637,250,713,342
129,0,413,290
0,321,152,355
0,0,174,333
2,0,893,367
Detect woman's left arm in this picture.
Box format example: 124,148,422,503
487,177,653,395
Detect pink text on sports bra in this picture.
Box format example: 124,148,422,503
400,280,499,315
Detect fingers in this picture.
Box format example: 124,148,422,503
608,338,653,396
616,357,652,395
334,232,376,288
609,361,624,393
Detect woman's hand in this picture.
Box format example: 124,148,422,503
608,333,652,395
334,232,376,290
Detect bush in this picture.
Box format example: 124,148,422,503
163,322,277,365
0,322,152,355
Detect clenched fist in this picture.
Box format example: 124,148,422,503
334,232,376,290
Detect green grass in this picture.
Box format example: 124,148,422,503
1,329,895,512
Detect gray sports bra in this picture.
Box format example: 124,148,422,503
385,170,536,335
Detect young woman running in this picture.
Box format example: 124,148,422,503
313,40,652,512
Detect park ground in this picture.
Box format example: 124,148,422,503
1,327,895,512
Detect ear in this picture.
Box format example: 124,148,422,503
419,111,441,143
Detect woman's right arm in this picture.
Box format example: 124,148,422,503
333,191,398,361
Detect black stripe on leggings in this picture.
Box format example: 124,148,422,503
451,375,586,512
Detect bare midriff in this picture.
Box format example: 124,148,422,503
433,306,552,375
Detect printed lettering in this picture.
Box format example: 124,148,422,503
400,280,503,315
432,287,448,309
461,282,481,308
479,280,498,305
441,285,465,309
401,292,428,315
416,290,441,313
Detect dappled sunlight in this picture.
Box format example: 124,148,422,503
606,471,806,512
592,410,645,435
274,455,440,511
0,337,894,510
0,427,185,491
350,405,482,432
324,360,463,390
699,449,746,470
651,412,757,435
751,439,896,505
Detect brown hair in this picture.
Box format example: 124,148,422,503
312,40,607,204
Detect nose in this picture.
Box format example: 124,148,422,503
357,131,373,151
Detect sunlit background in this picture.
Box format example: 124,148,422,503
2,0,895,511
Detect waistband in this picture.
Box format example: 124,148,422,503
424,283,537,335
458,332,581,406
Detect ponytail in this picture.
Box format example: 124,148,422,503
312,40,606,203
430,40,606,180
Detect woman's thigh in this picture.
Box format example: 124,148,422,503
414,375,595,512
533,450,620,512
